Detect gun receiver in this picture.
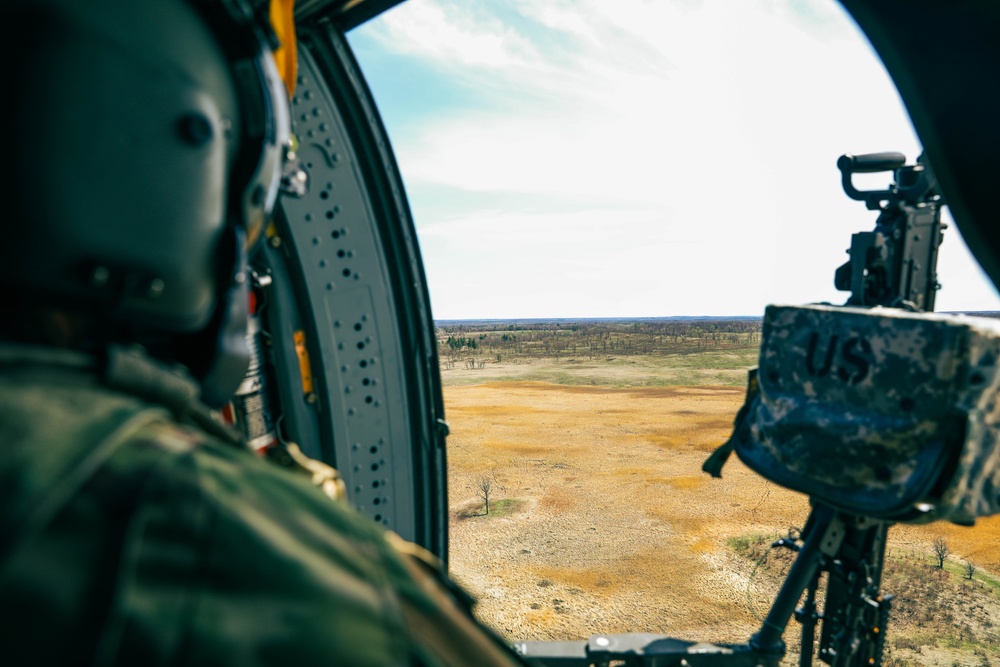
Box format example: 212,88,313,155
834,152,945,311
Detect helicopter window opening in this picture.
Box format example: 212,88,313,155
333,1,1000,651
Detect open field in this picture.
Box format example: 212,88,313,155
439,350,760,388
442,332,1000,666
437,319,761,388
446,380,806,644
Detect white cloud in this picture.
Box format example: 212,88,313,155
356,0,1000,318
368,2,536,69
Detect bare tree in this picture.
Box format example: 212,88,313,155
965,560,976,580
932,537,950,568
477,475,494,515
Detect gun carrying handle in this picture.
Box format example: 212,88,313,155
838,152,906,173
838,152,906,208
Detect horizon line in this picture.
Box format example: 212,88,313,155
433,310,1000,324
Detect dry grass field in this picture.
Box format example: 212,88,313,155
441,351,1000,666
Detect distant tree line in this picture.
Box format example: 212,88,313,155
436,319,763,365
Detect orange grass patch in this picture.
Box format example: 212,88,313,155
690,537,717,554
491,441,564,457
610,466,656,477
541,486,577,512
665,475,706,490
527,564,627,594
447,404,560,418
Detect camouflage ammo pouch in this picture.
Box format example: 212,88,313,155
724,304,1000,525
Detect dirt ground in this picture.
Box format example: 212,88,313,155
444,381,1000,652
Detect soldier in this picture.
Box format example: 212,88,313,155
0,0,523,664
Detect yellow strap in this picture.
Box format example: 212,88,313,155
385,531,444,571
270,0,297,95
283,442,349,502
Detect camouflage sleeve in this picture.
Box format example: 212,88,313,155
382,532,528,667
0,363,526,666
97,420,526,666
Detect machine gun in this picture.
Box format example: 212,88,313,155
833,152,944,310
516,153,1000,667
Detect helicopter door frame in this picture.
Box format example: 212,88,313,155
258,18,449,562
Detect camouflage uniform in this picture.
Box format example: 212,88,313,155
0,343,523,667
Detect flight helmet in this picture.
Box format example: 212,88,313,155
1,0,290,405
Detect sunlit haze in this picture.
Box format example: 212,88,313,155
349,0,1000,319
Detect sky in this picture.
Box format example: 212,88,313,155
348,0,1000,319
